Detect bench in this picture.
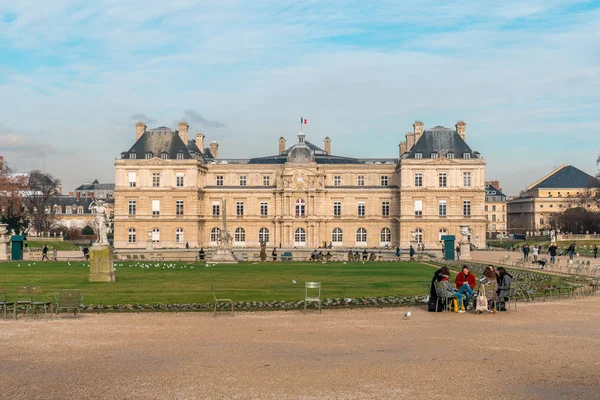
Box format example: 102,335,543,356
281,252,293,262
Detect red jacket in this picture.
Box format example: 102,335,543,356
455,272,476,290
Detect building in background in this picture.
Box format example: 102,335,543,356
113,120,486,249
485,181,507,239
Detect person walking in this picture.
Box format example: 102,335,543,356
593,244,598,259
409,245,415,260
455,245,461,261
548,242,557,264
271,248,277,262
568,242,576,260
395,246,401,259
532,245,539,262
41,244,49,261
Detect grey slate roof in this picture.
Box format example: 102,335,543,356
530,165,599,190
402,126,479,159
248,140,364,165
485,184,507,200
121,127,214,161
75,183,115,191
53,196,94,213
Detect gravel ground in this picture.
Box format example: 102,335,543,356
2,296,600,400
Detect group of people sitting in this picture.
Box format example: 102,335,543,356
429,265,513,313
347,249,379,262
310,250,333,261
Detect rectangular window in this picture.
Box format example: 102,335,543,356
382,201,390,216
431,153,438,159
128,172,136,187
176,200,184,216
463,172,471,187
152,173,161,187
129,153,136,160
438,173,447,188
333,202,341,216
128,200,136,215
152,200,160,216
438,200,447,216
77,207,83,215
491,224,496,230
212,202,220,216
485,205,488,211
447,153,454,159
415,153,422,159
358,201,365,217
262,176,270,186
176,173,184,187
239,176,247,186
492,205,496,211
492,214,497,222
463,200,471,216
414,200,423,216
380,176,389,186
216,176,224,186
260,201,268,216
463,153,471,159
236,201,244,216
66,206,72,215
334,176,341,186
414,173,423,187
357,176,365,186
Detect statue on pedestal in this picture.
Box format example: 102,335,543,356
210,198,238,263
89,199,110,246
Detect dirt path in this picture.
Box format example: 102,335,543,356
2,295,600,400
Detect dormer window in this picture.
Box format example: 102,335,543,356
415,153,423,159
129,153,137,160
431,152,439,160
463,153,471,159
145,152,153,160
447,153,454,159
160,152,168,160
176,152,184,160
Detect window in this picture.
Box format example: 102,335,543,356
333,202,341,216
77,206,83,215
176,228,184,243
54,206,61,215
295,199,306,217
152,200,160,216
414,200,423,216
380,228,391,243
129,153,136,160
152,173,161,187
415,153,423,159
438,228,448,241
463,200,471,216
492,214,497,222
491,224,496,230
145,152,152,160
66,206,72,215
332,228,343,243
411,172,422,187
160,153,168,160
210,227,220,243
212,202,220,216
176,200,184,216
151,228,160,243
259,228,270,243
415,228,423,244
438,173,447,187
294,228,306,245
463,153,471,159
262,176,270,186
128,172,136,187
382,201,390,216
463,172,471,187
431,152,438,160
356,228,367,243
234,227,245,242
358,201,365,217
357,176,365,186
176,152,184,160
260,201,268,216
380,176,389,186
333,176,341,186
492,205,496,211
447,153,454,159
236,201,244,216
216,176,224,186
540,218,544,225
176,173,184,187
128,228,136,243
438,200,447,216
239,176,247,186
485,205,489,211
128,200,136,215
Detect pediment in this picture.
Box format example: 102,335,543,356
139,157,169,165
430,158,458,165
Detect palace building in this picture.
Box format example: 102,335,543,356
113,121,486,249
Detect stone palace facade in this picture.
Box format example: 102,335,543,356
113,121,486,249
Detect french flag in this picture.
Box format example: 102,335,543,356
301,117,307,124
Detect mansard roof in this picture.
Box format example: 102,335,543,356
402,126,480,159
528,165,598,190
120,126,214,161
248,139,364,165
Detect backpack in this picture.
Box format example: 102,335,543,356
475,287,488,314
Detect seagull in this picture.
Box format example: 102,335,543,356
292,280,297,285
404,311,412,319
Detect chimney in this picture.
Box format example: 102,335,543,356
89,192,95,200
324,136,331,155
406,132,415,151
210,141,219,159
178,121,189,144
68,192,73,197
135,122,146,140
413,121,424,143
399,141,407,156
278,137,286,154
456,121,467,140
76,192,80,201
195,133,205,153
487,180,501,191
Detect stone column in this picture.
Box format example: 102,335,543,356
459,241,471,260
0,224,10,261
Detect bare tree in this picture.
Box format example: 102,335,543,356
0,160,29,233
23,170,61,234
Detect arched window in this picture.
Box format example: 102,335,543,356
210,227,220,243
439,228,448,241
356,227,367,244
258,228,269,243
176,228,184,243
415,228,423,244
380,228,391,243
234,227,245,243
152,228,160,243
295,199,306,217
331,228,343,243
128,228,136,243
294,228,306,246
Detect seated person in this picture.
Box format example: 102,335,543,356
369,252,376,261
534,257,547,269
317,251,324,261
310,250,318,261
362,249,368,261
347,250,354,261
496,267,513,311
325,251,332,261
479,266,498,310
354,251,361,261
437,267,465,313
198,248,205,261
455,265,476,310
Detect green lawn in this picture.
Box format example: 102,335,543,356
0,261,437,304
26,240,81,251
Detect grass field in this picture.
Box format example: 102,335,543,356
0,260,438,305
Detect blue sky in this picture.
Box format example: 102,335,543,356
0,0,599,194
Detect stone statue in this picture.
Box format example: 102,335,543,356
211,198,238,263
89,199,110,246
